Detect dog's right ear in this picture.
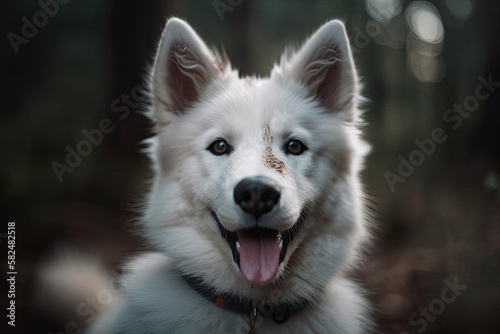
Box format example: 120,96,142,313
151,18,223,125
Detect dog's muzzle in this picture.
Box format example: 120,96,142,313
212,176,305,286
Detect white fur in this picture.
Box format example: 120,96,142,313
88,18,372,334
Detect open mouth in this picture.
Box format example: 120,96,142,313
211,211,305,286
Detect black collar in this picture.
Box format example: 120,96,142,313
182,275,310,324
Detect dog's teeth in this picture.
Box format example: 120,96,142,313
277,232,283,249
236,241,240,253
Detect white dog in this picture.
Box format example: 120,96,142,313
88,17,372,334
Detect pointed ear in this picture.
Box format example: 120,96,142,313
282,20,358,119
152,18,223,125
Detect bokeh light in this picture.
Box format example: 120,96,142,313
404,1,446,83
445,0,475,21
365,0,403,22
406,1,444,44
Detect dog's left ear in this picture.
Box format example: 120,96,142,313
151,18,223,125
281,20,358,120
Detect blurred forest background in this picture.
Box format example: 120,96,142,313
1,0,499,333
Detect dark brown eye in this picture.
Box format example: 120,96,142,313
208,139,231,155
285,139,307,155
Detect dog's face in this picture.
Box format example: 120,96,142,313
144,18,369,300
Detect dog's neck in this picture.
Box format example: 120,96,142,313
181,274,310,324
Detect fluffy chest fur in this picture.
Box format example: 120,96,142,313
90,254,369,334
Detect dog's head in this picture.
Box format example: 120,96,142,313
143,18,370,302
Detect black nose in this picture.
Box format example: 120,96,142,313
234,176,281,218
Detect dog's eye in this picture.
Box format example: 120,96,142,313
285,139,307,155
208,139,231,155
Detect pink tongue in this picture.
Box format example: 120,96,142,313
237,229,280,286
